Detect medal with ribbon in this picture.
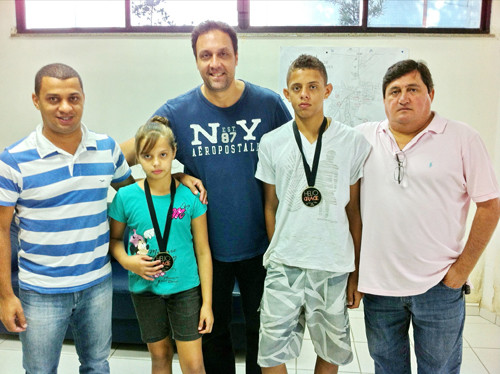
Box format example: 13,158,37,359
292,117,327,207
144,176,176,271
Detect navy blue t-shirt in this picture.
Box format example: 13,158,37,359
154,81,291,261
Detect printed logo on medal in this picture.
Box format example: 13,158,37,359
154,252,174,271
302,187,322,207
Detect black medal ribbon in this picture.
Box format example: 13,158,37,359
293,117,328,207
144,176,176,271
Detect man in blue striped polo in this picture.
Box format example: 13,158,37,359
0,63,134,374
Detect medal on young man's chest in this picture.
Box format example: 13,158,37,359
302,186,322,207
293,117,327,208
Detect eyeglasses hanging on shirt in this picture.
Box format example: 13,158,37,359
394,151,406,185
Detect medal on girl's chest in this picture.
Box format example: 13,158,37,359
154,252,174,271
145,176,176,271
293,117,327,207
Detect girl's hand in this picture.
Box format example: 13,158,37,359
198,304,214,334
123,255,163,281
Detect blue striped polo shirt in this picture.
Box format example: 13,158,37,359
0,124,131,293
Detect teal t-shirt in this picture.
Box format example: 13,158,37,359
109,182,207,295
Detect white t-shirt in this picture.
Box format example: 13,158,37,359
256,119,371,272
357,112,499,296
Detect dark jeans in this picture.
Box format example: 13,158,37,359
202,254,266,374
364,282,465,374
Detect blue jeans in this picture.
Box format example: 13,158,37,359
202,254,266,374
364,282,465,374
19,276,112,374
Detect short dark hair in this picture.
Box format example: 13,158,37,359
286,54,328,86
34,63,83,96
191,20,238,58
382,59,433,98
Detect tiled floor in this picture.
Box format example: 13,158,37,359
1,307,499,373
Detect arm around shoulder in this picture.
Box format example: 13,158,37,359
111,174,136,191
120,137,137,167
173,173,207,205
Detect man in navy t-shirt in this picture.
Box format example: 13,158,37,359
122,20,291,374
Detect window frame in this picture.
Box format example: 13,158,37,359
15,0,492,35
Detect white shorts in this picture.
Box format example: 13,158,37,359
257,262,353,368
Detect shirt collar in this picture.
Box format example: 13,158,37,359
35,123,97,158
376,111,447,153
377,111,446,136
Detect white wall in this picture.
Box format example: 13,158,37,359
1,0,500,314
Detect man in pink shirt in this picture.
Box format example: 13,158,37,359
357,59,500,374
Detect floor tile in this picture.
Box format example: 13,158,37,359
109,356,155,372
462,336,471,348
304,326,311,340
111,343,150,359
348,309,364,319
0,335,22,350
473,348,500,374
339,360,361,374
295,338,318,370
0,349,24,373
350,318,367,343
57,353,83,372
354,342,373,374
460,347,489,374
463,322,500,348
296,371,360,374
60,339,79,355
466,315,494,324
235,365,246,374
410,347,417,373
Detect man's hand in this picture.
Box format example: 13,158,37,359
173,173,207,204
443,198,500,290
0,295,27,332
442,263,468,289
346,271,363,309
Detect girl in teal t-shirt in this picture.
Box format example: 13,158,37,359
109,116,213,374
